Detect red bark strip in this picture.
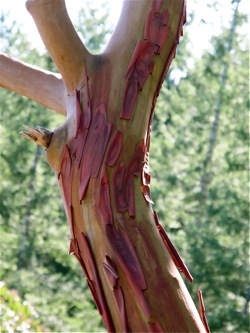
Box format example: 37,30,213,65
153,210,160,226
121,40,156,120
79,103,111,201
128,139,145,176
198,289,211,333
124,172,135,217
99,166,114,225
72,251,91,285
80,233,95,282
114,141,148,215
79,169,91,203
153,211,193,282
113,165,127,212
105,130,123,167
146,1,186,155
68,205,76,239
134,59,152,90
145,9,170,54
136,289,152,320
113,169,135,216
121,79,138,120
126,40,155,84
60,145,72,207
113,287,129,333
75,89,83,136
141,184,154,204
87,281,103,316
75,89,91,135
113,165,126,191
102,262,118,291
80,233,115,333
143,171,151,186
69,129,88,168
91,105,112,177
149,320,164,333
74,249,102,315
153,0,186,104
106,223,147,291
73,243,103,319
121,2,172,120
69,238,78,256
59,145,75,235
126,40,155,90
157,223,193,282
105,255,117,274
115,221,152,320
102,257,129,332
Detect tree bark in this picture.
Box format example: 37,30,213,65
0,53,66,115
1,1,208,331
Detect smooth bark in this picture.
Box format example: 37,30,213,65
26,0,96,93
0,53,66,114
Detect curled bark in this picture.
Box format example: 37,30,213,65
2,1,208,331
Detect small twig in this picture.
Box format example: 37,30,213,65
20,124,54,149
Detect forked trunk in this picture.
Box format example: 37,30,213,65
1,0,210,331
46,1,205,331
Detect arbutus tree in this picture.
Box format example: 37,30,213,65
0,0,210,332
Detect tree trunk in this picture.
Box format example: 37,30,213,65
1,0,209,331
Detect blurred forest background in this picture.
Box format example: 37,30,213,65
0,0,249,332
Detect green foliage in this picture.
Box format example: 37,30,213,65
0,282,43,332
75,1,112,53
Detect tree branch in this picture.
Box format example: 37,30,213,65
20,125,54,149
25,0,96,93
0,53,66,115
104,0,185,64
104,0,152,57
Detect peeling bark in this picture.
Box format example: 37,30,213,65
1,0,209,331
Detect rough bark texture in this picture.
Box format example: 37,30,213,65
1,0,210,332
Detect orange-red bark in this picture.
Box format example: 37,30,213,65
0,0,211,331
45,1,210,331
